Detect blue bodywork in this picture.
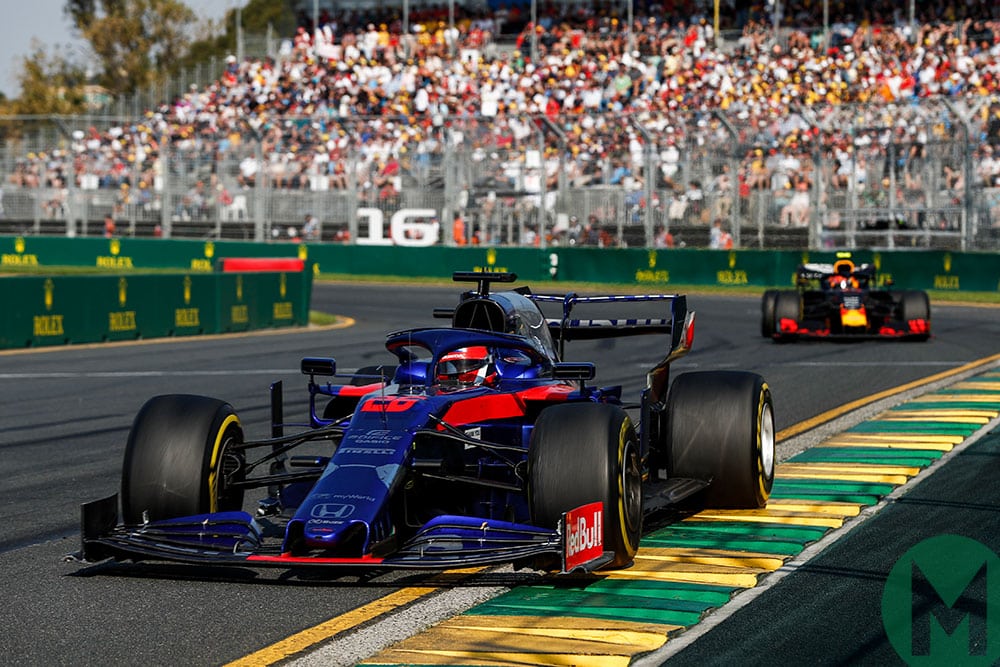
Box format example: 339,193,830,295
76,272,697,573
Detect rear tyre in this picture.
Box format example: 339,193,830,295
667,371,774,509
121,394,245,525
761,289,778,337
773,291,800,342
529,403,641,569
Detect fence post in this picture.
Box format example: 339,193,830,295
632,118,655,247
533,117,547,249
160,131,171,238
712,110,742,247
443,120,454,245
347,124,359,244
52,119,79,238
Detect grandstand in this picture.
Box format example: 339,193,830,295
1,1,999,251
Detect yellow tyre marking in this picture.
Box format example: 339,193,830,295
207,413,240,513
756,383,772,502
617,418,638,557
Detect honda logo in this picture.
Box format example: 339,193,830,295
310,503,355,519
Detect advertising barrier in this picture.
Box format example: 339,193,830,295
3,235,999,294
3,235,998,294
0,235,996,349
0,265,312,349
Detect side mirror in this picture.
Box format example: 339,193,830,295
301,357,336,376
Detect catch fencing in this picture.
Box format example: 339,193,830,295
1,97,998,251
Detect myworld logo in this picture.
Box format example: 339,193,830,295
881,535,1000,665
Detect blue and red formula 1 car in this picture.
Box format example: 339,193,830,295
75,272,775,575
761,255,931,342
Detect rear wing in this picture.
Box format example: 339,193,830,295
798,263,876,285
528,292,689,347
531,291,695,406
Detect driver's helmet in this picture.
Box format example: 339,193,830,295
437,346,496,387
834,259,854,277
830,259,858,288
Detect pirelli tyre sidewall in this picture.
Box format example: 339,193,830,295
528,403,641,569
121,394,245,525
667,371,775,509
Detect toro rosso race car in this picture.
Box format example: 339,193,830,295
75,272,774,575
761,255,931,342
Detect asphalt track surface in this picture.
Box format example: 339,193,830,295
1,281,998,666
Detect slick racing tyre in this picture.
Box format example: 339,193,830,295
667,371,774,509
761,289,778,337
121,394,245,525
772,290,800,341
529,403,642,569
899,291,931,340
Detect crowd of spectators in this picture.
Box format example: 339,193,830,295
5,0,1000,243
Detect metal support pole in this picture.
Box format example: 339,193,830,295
530,0,538,62
631,118,656,247
535,120,547,249
53,119,78,237
237,3,245,64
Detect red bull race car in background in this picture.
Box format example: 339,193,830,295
74,271,775,576
761,255,931,342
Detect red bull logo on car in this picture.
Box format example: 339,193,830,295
564,502,603,570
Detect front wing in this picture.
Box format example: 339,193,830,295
774,317,930,340
72,494,614,574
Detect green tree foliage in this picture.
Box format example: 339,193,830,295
4,42,88,115
67,0,197,95
8,0,298,113
241,0,295,36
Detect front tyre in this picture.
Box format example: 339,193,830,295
121,394,245,525
761,289,778,337
772,291,800,342
668,371,774,509
899,290,931,340
529,403,641,569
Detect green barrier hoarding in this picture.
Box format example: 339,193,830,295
0,269,313,350
1,235,996,295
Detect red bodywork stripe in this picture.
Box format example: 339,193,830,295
247,554,385,565
337,383,386,397
514,385,576,401
437,385,575,429
439,393,526,428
